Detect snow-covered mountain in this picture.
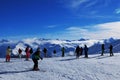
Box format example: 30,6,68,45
0,38,119,58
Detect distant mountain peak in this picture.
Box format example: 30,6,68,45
78,38,88,41
0,39,9,43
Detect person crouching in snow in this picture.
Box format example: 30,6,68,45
32,47,43,71
6,46,12,62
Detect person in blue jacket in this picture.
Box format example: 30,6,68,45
32,47,43,71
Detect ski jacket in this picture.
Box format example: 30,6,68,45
75,46,80,53
32,51,40,60
18,49,22,54
30,48,33,54
61,47,65,52
84,46,88,52
25,47,30,57
102,44,105,50
6,48,12,55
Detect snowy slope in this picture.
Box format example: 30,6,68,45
0,53,120,80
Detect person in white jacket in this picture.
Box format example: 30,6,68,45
6,46,12,62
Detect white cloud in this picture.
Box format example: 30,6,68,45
65,27,88,37
61,21,120,39
10,21,119,40
8,22,120,40
85,0,97,8
61,0,117,19
43,21,120,40
47,25,57,28
115,8,120,14
62,0,89,10
91,21,120,39
66,27,88,32
70,0,88,9
63,0,109,10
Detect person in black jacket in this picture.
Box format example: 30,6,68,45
84,45,88,58
30,48,33,54
101,44,105,56
61,47,65,57
43,48,47,57
18,48,22,58
109,44,114,56
75,46,80,59
80,47,83,56
53,49,57,57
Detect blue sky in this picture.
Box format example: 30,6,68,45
0,0,120,40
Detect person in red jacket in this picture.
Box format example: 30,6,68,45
25,46,30,61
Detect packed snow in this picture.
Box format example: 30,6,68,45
0,53,120,80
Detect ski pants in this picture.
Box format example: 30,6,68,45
32,59,38,69
6,55,10,62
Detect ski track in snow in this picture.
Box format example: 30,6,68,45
0,53,120,80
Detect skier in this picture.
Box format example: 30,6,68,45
109,44,114,56
101,44,105,56
43,48,47,57
75,46,80,59
53,49,56,57
61,47,65,57
25,46,30,61
18,48,22,59
6,46,12,62
84,45,88,58
32,47,42,71
80,47,83,56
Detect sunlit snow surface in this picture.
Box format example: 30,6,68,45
0,53,120,80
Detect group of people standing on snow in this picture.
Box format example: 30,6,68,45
5,46,41,70
18,46,33,60
5,44,114,71
75,44,114,58
19,46,43,70
75,45,88,59
101,44,114,56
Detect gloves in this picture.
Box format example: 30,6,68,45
40,56,43,60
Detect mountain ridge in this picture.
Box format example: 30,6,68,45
0,38,119,58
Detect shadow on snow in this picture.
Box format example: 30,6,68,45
0,69,32,75
59,55,114,61
59,58,76,61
